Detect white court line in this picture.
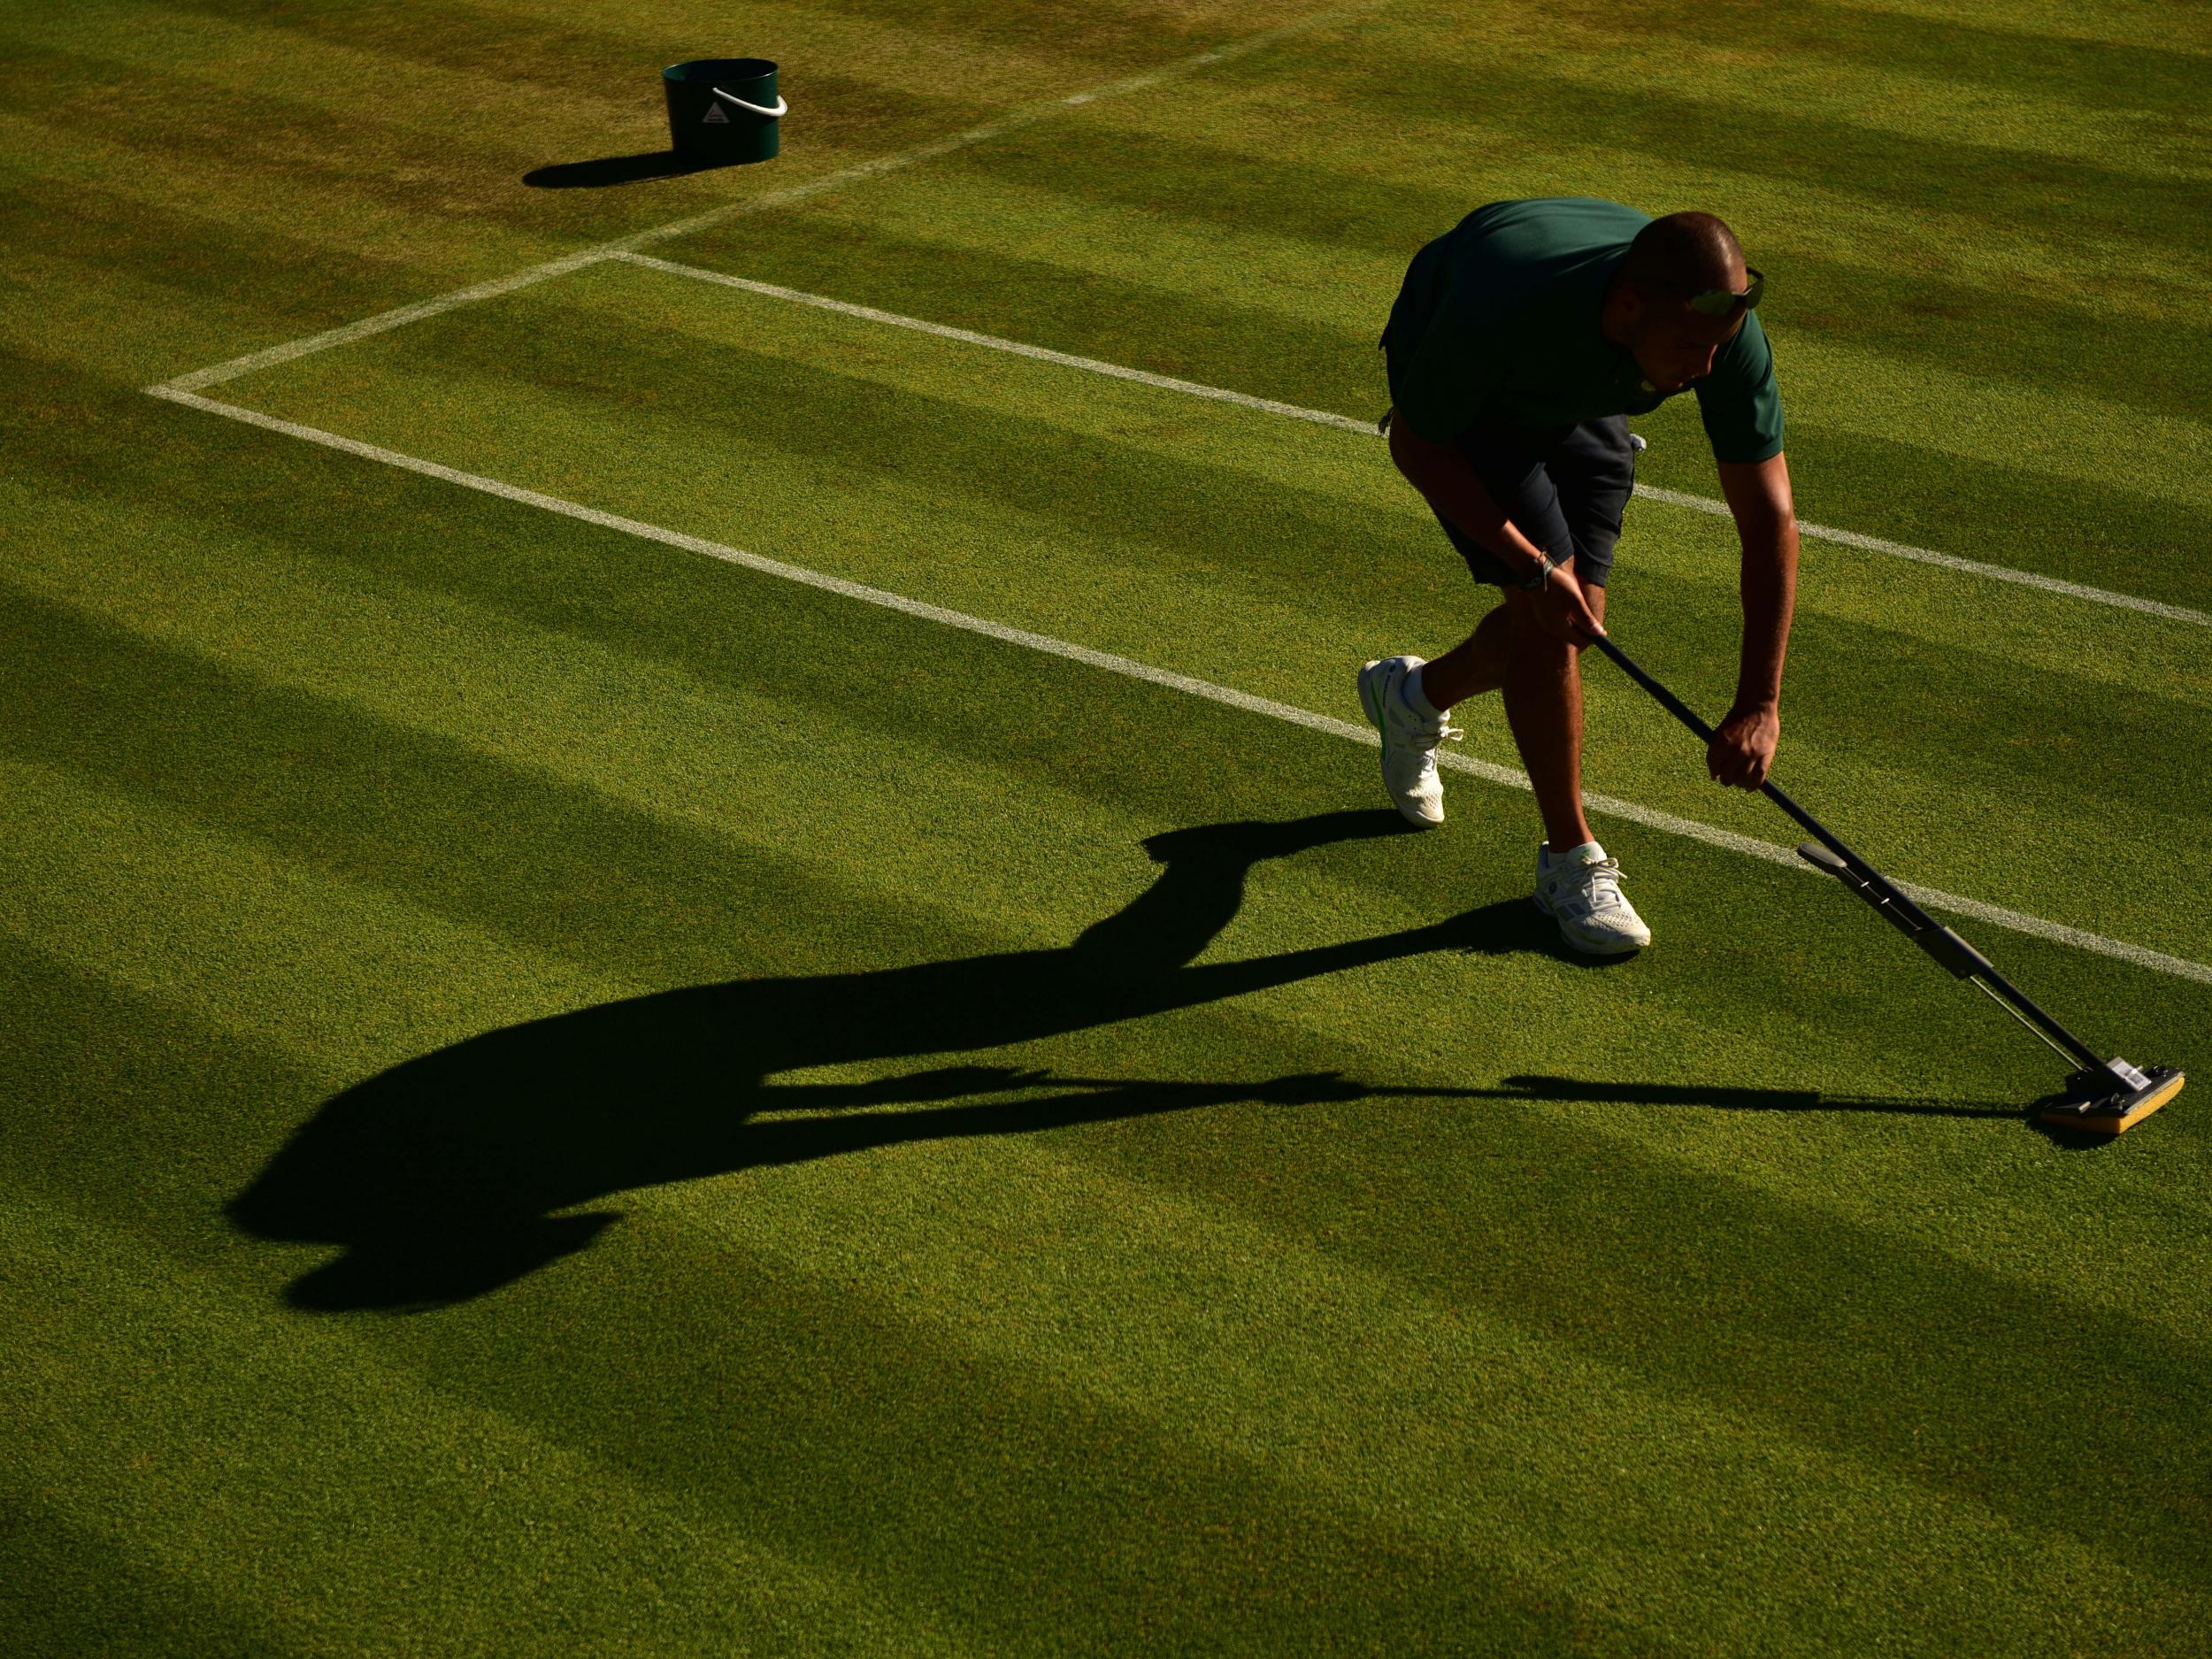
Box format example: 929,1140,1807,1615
139,0,2204,634
147,4,1382,396
617,252,1374,433
617,253,2212,630
144,384,2212,988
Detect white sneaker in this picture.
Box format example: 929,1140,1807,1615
1533,840,1652,955
1357,656,1462,827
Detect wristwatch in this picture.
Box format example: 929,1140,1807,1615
1519,549,1563,591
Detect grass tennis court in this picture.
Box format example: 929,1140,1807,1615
4,0,2210,1652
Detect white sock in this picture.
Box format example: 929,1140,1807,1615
1550,840,1604,867
1398,664,1445,721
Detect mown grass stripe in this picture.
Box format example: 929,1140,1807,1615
149,1,1384,394
8,680,2200,1364
142,386,2212,987
611,252,2212,628
11,811,2192,1640
1,1186,981,1656
0,1484,295,1659
8,529,2206,1604
721,135,2210,418
617,250,1374,426
1241,30,2210,260
1629,484,2211,624
3,1062,1669,1655
14,2,2209,1649
0,780,1757,1650
659,1109,2196,1645
132,287,2212,947
34,439,2200,1142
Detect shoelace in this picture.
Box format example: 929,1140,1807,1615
1388,700,1462,752
1552,856,1626,916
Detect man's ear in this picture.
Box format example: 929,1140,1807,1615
1606,285,1644,342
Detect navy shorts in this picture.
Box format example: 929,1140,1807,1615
1383,341,1638,589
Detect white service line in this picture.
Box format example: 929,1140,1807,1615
146,3,1382,396
614,253,1372,432
618,253,2212,631
144,384,2212,988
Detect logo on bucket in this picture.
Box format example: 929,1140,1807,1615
702,102,729,124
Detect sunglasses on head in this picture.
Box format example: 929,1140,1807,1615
1686,266,1763,318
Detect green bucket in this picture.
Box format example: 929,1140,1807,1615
662,58,783,165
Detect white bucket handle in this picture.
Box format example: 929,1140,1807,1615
712,85,787,119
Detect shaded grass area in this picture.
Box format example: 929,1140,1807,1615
6,0,2212,1652
0,1483,294,1659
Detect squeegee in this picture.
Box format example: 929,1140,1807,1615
1588,631,2184,1136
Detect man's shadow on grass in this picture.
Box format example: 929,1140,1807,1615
227,809,2030,1311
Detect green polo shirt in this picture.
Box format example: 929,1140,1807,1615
1385,196,1784,464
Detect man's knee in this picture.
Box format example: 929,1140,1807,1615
1502,592,1589,665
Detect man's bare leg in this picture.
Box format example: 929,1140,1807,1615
1412,586,1609,851
1412,601,1514,705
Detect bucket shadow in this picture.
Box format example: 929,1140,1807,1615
523,150,724,188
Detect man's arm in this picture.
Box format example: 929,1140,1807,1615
1386,412,1604,641
1709,450,1799,787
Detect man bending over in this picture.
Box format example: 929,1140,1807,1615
1363,197,1800,955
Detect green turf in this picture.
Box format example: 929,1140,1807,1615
4,0,2211,1653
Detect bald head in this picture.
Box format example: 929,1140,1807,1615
1601,211,1755,393
1621,211,1746,302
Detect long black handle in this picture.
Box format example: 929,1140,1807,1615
1585,631,2109,1075
1589,634,1870,878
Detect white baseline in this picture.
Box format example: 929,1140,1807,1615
143,384,2212,989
